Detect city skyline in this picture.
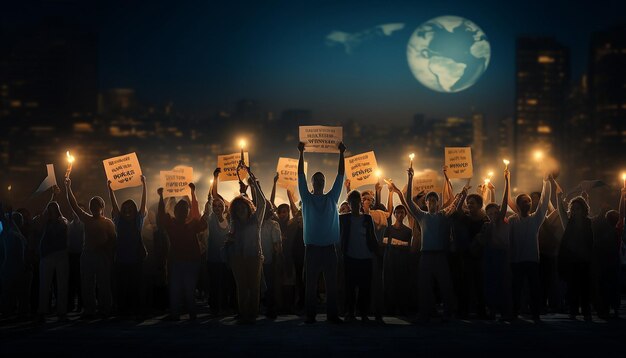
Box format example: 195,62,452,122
2,0,625,122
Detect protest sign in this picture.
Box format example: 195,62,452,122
411,170,441,195
276,157,307,189
35,164,58,194
217,152,249,182
345,151,379,189
299,126,342,153
444,147,473,179
102,152,143,190
160,166,193,198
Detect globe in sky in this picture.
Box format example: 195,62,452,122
407,15,490,93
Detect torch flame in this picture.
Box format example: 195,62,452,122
66,151,75,163
409,153,415,160
239,139,246,149
503,159,510,166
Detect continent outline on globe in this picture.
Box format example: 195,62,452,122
407,15,491,93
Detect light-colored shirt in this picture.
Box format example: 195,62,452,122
509,180,551,263
298,172,343,246
369,209,390,245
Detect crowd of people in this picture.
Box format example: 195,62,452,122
1,141,625,325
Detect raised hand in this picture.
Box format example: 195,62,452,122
157,188,164,197
65,177,72,187
189,182,196,192
107,180,113,189
298,142,305,153
141,175,146,184
213,167,221,177
338,142,346,153
274,172,279,183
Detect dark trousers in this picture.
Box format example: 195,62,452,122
450,250,486,317
115,262,142,316
384,247,410,315
512,261,541,318
304,244,338,319
68,252,82,311
344,256,373,318
540,254,561,312
562,262,591,316
596,264,620,316
262,263,276,316
207,262,232,314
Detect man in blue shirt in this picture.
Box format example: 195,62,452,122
298,141,345,324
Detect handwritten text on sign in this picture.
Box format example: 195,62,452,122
217,153,249,182
299,126,342,153
345,151,379,189
102,152,143,191
412,170,441,195
161,166,193,198
276,157,307,189
444,147,473,179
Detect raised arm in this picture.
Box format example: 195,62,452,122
388,180,412,218
444,185,470,217
189,183,200,220
533,174,552,224
286,187,299,218
553,178,568,230
405,167,424,219
506,170,520,215
139,175,147,217
441,165,454,208
298,142,305,175
337,142,346,176
156,187,167,228
499,170,510,220
65,178,89,220
107,180,120,218
247,168,267,226
270,172,279,207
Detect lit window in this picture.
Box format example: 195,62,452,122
10,100,21,108
526,99,538,105
537,125,552,133
538,56,555,63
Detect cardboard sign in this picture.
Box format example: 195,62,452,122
35,164,58,194
102,152,143,191
276,157,307,189
299,126,342,153
345,151,379,189
412,170,441,195
217,152,249,182
444,147,473,179
160,166,193,198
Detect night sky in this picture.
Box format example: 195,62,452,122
5,0,626,122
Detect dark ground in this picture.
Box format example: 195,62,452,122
1,302,625,357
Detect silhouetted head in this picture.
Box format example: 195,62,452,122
264,200,274,219
339,201,351,214
312,172,325,193
485,203,500,223
361,189,375,210
120,200,138,221
530,191,541,213
46,202,62,220
229,196,255,224
277,204,290,222
466,194,483,214
425,192,439,213
605,210,619,227
212,197,226,217
568,196,589,220
347,190,361,214
393,205,407,223
11,212,24,229
516,194,532,216
174,200,190,222
89,196,105,217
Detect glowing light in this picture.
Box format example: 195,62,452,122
487,171,494,178
409,153,415,169
375,169,382,178
66,151,75,163
503,159,510,170
533,150,544,161
239,139,246,149
484,178,490,185
7,185,11,191
622,172,626,189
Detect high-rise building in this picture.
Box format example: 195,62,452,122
563,75,593,186
0,19,98,129
514,37,569,190
588,26,626,183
